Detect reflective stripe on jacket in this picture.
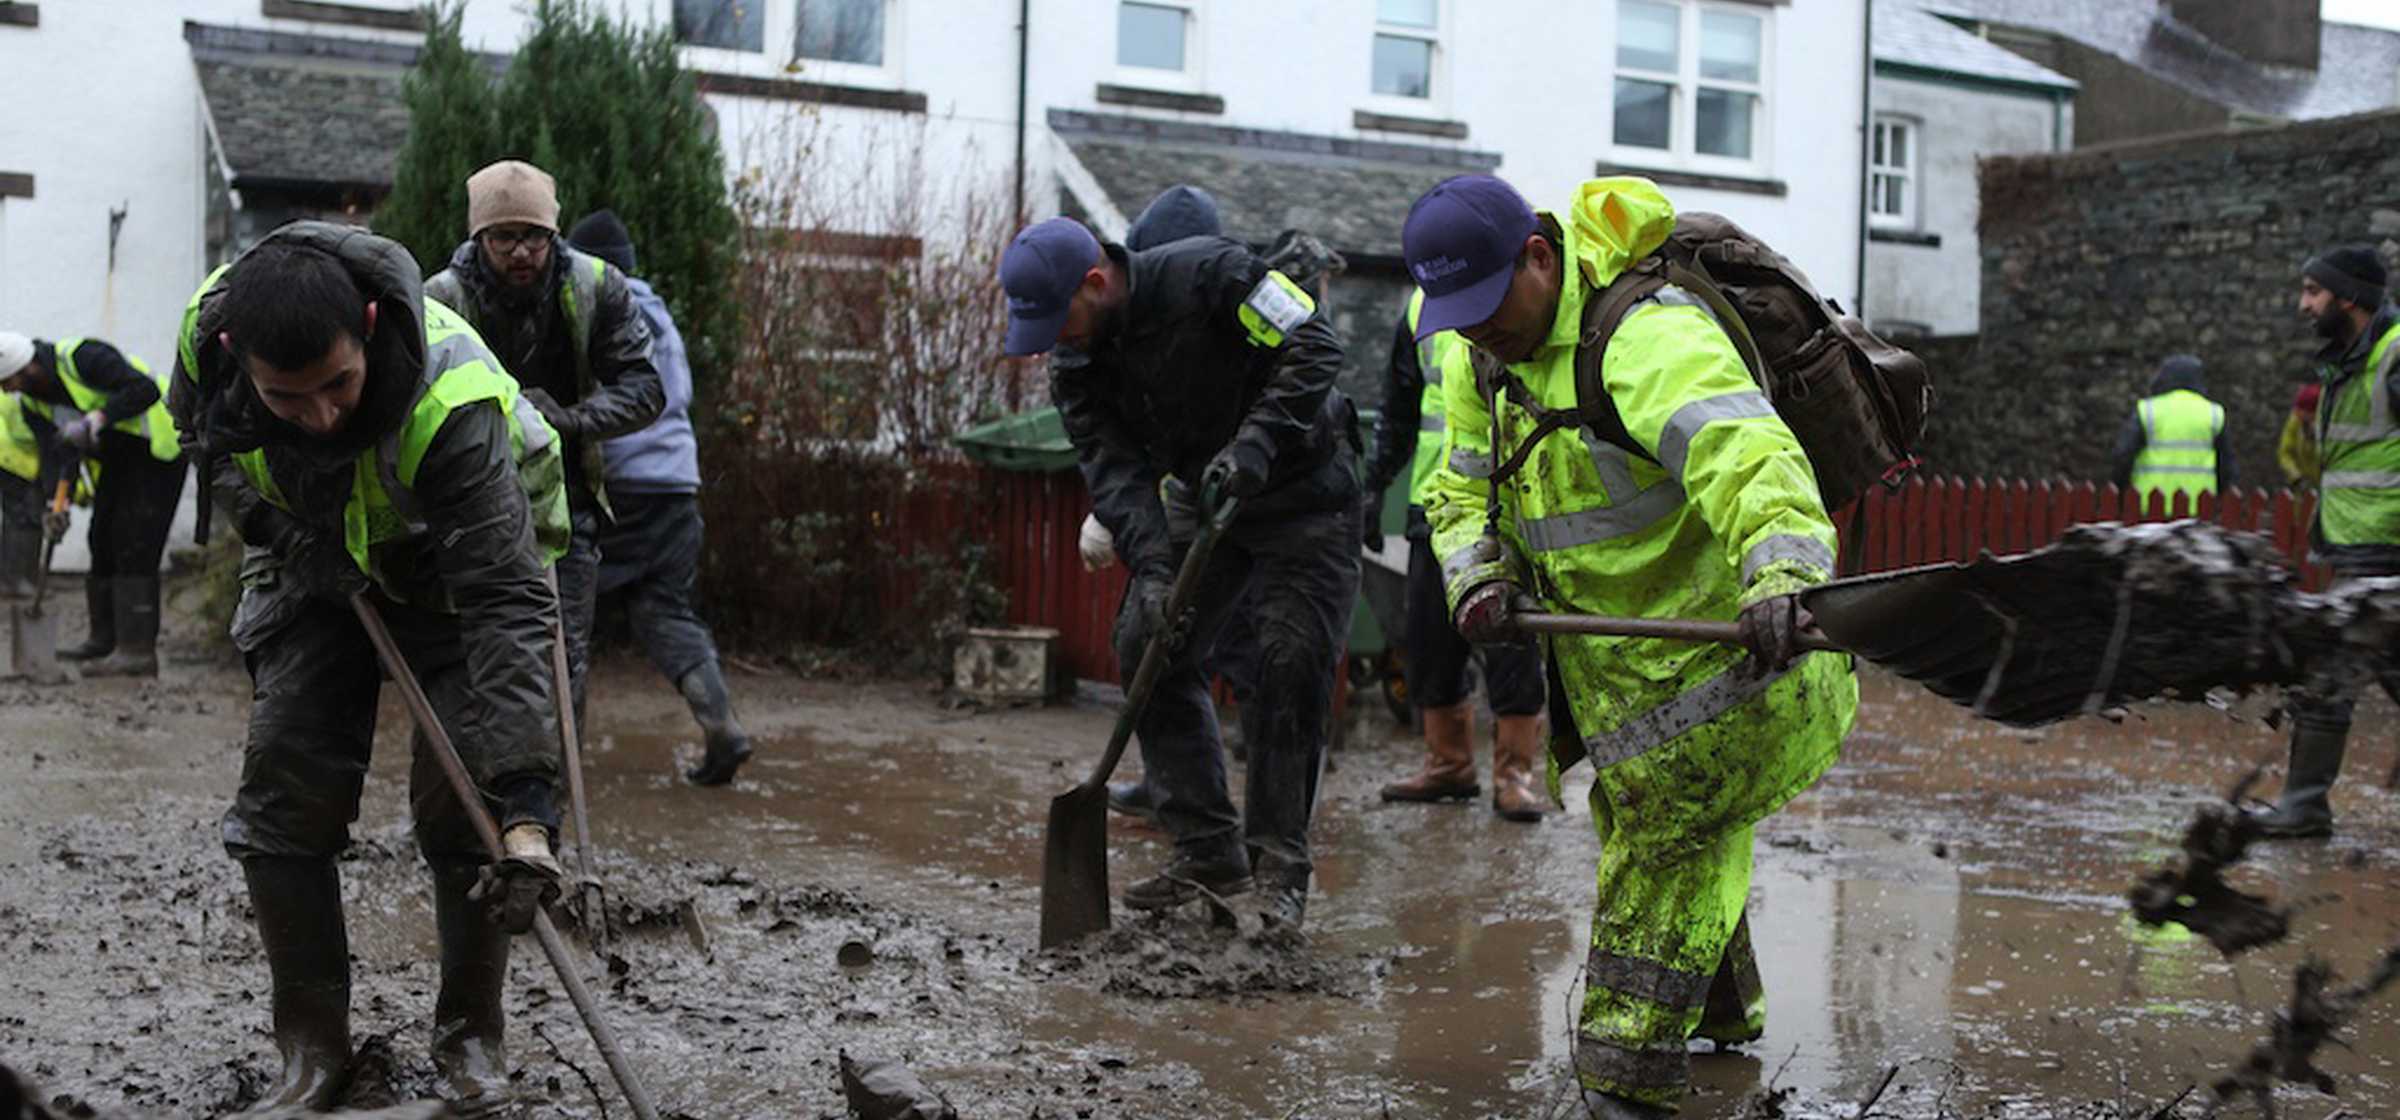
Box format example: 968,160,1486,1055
2129,389,2222,501
1420,177,1857,861
1404,288,1459,506
2316,318,2400,547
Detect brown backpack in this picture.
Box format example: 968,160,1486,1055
1472,212,1933,513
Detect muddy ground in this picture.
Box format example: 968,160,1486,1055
2,584,2397,1119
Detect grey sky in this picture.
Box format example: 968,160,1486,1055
2324,0,2400,31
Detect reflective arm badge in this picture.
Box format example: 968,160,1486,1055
1238,270,1317,348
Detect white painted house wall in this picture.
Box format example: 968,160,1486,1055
1866,75,2066,337
0,0,1869,567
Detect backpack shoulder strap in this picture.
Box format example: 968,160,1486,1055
1567,260,1671,463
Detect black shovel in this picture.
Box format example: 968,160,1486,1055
1040,494,1239,951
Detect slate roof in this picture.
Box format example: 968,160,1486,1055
186,22,422,191
1050,110,1499,262
1917,0,2400,121
1875,3,2078,91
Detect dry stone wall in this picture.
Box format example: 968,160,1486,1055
1932,109,2400,484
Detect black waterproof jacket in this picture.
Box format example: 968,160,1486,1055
426,239,664,511
168,221,560,769
2108,355,2236,493
1049,236,1354,583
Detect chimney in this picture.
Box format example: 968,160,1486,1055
2165,0,2320,70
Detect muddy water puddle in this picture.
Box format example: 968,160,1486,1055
549,671,2400,1117
6,662,2400,1117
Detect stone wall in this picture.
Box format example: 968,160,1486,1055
1934,108,2400,484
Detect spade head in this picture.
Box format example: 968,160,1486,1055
8,601,63,685
1039,781,1110,950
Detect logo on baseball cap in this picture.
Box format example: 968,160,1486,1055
999,218,1103,356
1402,175,1537,341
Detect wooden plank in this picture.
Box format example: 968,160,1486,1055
1962,478,1986,562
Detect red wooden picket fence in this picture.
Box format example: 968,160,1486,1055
904,470,2327,683
1841,478,2326,587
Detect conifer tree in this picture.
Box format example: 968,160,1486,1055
374,2,496,276
378,0,739,383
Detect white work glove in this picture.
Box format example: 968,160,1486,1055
57,409,105,452
1078,514,1117,572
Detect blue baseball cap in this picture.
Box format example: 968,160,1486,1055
1000,217,1103,356
1402,175,1537,341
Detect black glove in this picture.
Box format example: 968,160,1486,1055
1736,594,1811,673
41,509,68,542
1453,580,1534,645
287,530,369,599
1201,441,1270,505
1361,500,1384,552
522,389,582,439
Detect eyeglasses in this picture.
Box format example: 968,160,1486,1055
481,228,554,257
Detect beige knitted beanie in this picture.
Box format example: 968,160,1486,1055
466,160,559,236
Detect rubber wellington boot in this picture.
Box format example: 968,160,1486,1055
84,575,159,677
679,660,754,786
238,857,353,1114
430,858,518,1116
1380,702,1480,802
2251,721,2349,839
1490,714,1549,822
1106,779,1158,820
0,528,36,600
59,576,112,661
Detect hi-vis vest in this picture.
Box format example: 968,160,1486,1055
0,395,40,483
1404,288,1461,506
426,249,615,514
2317,319,2400,547
36,340,182,463
229,298,571,591
2129,389,2222,502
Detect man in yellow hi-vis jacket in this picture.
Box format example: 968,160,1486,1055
1403,174,1858,1116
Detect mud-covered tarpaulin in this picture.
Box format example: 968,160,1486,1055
1805,521,2397,727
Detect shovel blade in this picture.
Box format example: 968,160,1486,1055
1039,783,1110,950
8,603,63,685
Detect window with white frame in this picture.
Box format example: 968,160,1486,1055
1613,0,1770,167
1869,116,1917,228
795,0,885,67
1371,0,1438,100
1117,1,1193,73
674,0,764,52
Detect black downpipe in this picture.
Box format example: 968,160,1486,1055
1014,0,1030,222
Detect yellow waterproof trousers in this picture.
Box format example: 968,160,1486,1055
1575,800,1766,1109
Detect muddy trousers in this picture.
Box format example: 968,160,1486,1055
595,491,725,685
68,438,186,657
1576,809,1766,1110
221,593,560,863
2275,567,2400,823
1114,500,1361,881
